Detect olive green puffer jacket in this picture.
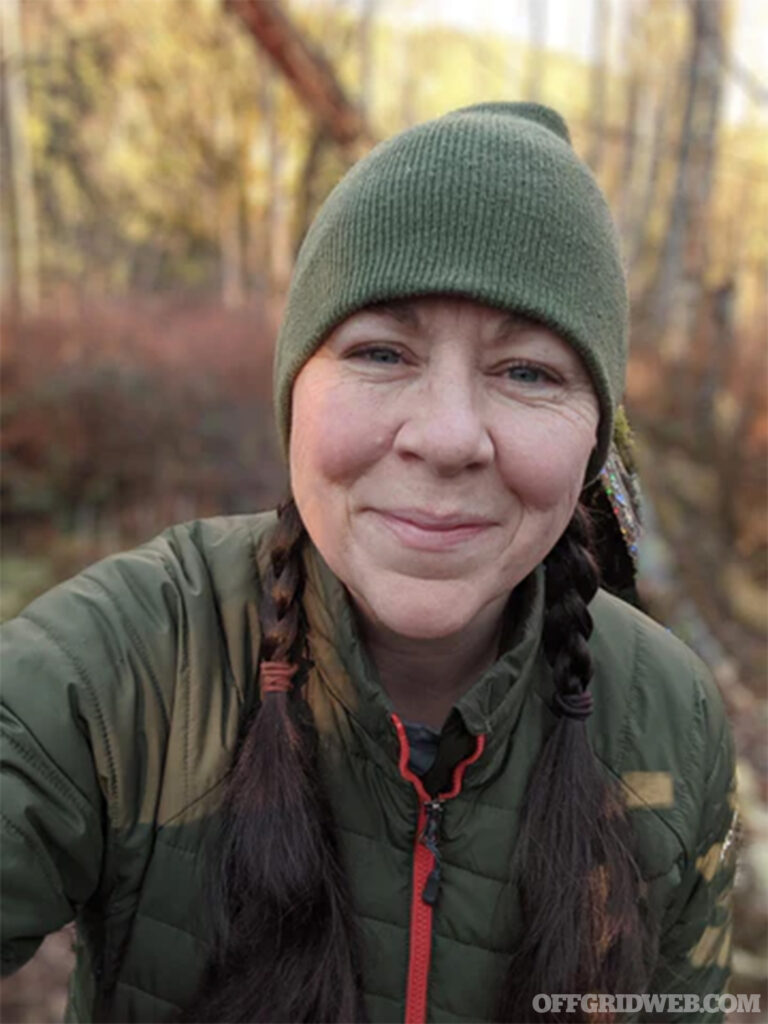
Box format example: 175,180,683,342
1,514,736,1023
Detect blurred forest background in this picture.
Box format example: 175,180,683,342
1,0,766,1020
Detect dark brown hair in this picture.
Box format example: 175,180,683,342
182,499,364,1023
184,499,655,1023
496,505,656,1022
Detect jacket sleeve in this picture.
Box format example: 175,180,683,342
0,541,180,976
645,674,738,1023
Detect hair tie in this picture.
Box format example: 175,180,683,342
552,688,594,721
259,660,298,696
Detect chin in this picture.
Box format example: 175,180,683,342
353,577,489,640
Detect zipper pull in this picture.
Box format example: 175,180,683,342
421,799,444,906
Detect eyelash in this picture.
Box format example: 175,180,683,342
348,345,562,385
349,345,404,365
500,360,561,385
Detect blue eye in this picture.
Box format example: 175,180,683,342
354,346,402,364
505,363,552,383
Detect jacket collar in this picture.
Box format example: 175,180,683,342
301,542,549,784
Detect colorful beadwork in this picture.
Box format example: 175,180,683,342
600,443,644,568
720,810,739,865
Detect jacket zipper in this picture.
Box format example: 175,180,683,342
391,714,486,1024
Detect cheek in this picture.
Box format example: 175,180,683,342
290,371,388,485
496,414,596,509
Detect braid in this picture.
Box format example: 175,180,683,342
260,497,305,662
496,504,656,1023
182,498,364,1023
184,500,655,1022
542,505,600,721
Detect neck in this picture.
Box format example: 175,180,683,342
354,601,506,730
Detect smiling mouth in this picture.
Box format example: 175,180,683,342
369,509,496,550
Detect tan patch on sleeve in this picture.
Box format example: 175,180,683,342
622,771,674,809
716,885,733,911
696,842,723,882
690,922,730,968
716,922,733,969
697,809,740,884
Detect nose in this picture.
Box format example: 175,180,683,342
393,363,494,474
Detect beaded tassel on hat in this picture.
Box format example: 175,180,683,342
599,444,643,569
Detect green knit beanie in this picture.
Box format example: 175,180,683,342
274,101,628,482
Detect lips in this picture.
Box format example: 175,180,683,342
368,508,496,551
382,508,495,529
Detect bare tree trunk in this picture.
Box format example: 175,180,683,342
525,0,547,102
358,0,378,120
648,0,725,348
295,126,336,246
626,77,671,274
400,31,416,127
225,0,373,151
617,71,639,241
586,0,610,173
227,0,374,254
215,97,245,308
617,0,641,243
0,0,40,315
0,47,12,307
684,2,724,289
219,183,246,308
260,65,292,292
704,279,738,501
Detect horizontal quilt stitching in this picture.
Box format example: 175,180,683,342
357,908,408,932
337,820,411,852
364,989,403,1008
427,994,492,1023
432,925,509,958
338,827,513,887
153,837,199,856
114,978,180,1011
133,911,209,946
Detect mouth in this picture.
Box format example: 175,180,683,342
368,508,497,551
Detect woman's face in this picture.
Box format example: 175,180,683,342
290,296,599,640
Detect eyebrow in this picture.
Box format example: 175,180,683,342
490,313,537,341
364,300,421,327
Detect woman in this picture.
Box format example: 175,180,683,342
1,103,736,1024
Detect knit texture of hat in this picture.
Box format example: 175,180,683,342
274,101,628,482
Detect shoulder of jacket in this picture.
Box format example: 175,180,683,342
587,590,732,859
2,513,276,828
10,511,276,659
156,510,277,596
589,587,721,722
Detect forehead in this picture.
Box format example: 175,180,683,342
344,295,529,331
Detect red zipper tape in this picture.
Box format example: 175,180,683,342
391,714,485,1024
